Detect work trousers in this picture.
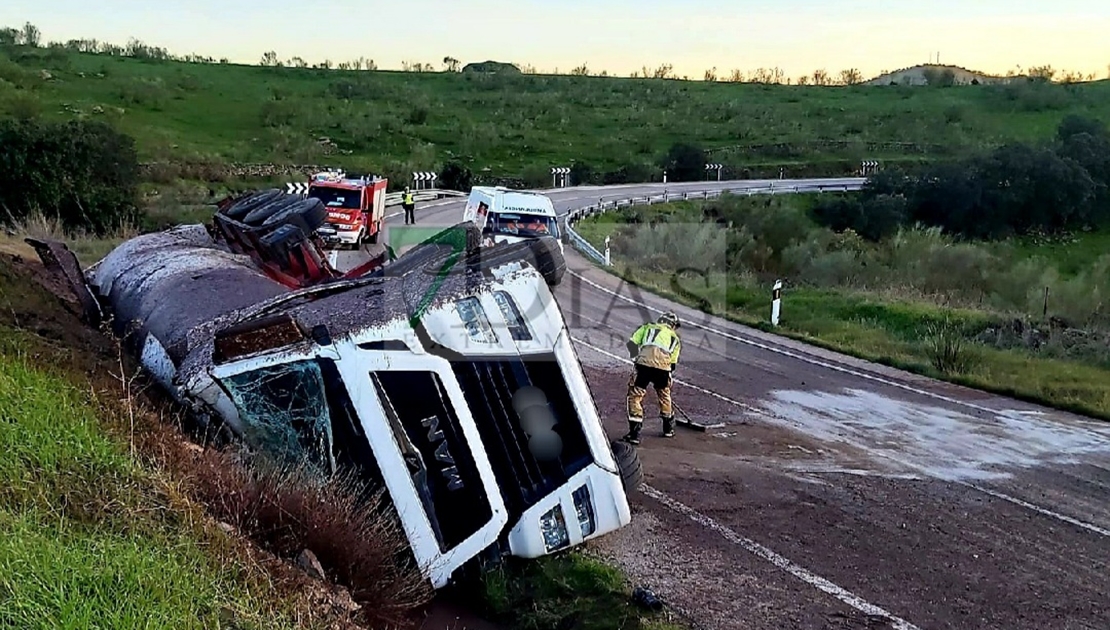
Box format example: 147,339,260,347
627,364,673,422
403,203,415,224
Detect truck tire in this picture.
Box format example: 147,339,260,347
221,188,284,221
528,237,567,286
242,194,303,226
611,440,643,493
260,198,328,235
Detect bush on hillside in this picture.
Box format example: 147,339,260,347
0,118,141,234
813,115,1110,242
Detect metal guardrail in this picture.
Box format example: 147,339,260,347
562,181,865,266
383,188,466,206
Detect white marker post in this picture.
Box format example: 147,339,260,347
604,235,611,266
771,280,783,326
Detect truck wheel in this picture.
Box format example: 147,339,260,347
260,198,328,235
528,237,567,286
221,188,284,221
610,440,643,493
242,194,303,225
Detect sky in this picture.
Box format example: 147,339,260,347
2,0,1108,80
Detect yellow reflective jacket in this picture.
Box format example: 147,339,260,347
628,322,681,370
403,192,415,205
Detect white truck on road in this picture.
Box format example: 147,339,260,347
463,186,567,286
464,187,564,252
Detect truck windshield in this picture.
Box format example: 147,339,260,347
486,213,559,238
308,186,362,209
217,359,383,492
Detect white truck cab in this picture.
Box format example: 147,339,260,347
463,186,564,255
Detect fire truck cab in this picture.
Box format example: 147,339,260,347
305,170,388,248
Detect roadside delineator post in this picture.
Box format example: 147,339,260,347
604,236,611,266
771,280,783,326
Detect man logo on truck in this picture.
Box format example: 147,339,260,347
421,413,464,492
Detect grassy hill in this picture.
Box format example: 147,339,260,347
3,42,1110,187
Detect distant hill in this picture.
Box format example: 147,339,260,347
866,64,1008,86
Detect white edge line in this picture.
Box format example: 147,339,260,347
571,336,1110,540
640,484,923,630
962,482,1110,538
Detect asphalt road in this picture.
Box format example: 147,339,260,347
386,181,1110,630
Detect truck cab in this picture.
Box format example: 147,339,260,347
306,170,388,248
463,186,564,255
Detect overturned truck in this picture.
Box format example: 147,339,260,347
29,188,640,590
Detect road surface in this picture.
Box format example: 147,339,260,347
380,181,1110,630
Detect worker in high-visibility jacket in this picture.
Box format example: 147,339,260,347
623,312,681,445
402,187,416,224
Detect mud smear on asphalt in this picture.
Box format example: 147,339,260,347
763,387,1110,482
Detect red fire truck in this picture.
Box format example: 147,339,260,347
303,170,388,248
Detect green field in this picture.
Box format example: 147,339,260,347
576,195,1110,420
3,38,1110,188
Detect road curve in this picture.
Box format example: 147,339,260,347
386,181,1110,630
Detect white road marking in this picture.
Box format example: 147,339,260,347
640,484,923,630
571,336,1110,539
960,482,1110,538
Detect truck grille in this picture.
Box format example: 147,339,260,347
450,354,593,520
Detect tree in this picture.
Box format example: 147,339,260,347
0,119,141,234
0,27,18,46
571,63,590,76
811,69,830,86
443,56,460,72
838,68,863,85
438,161,473,192
704,67,717,82
20,22,40,47
659,143,706,182
260,51,280,66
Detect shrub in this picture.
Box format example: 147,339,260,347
0,118,141,234
924,316,980,374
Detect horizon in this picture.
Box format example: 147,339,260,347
1,1,1108,80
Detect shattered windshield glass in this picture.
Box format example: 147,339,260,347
220,360,336,476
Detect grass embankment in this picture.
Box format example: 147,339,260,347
0,319,312,626
577,195,1110,420
3,39,1110,182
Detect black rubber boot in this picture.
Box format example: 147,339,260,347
662,416,676,437
623,421,643,445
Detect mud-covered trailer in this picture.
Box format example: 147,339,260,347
32,190,639,589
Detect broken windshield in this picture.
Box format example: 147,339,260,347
219,360,337,476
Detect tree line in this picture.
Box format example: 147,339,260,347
5,21,1105,85
812,115,1110,241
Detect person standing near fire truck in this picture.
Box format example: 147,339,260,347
403,187,416,224
623,312,682,445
